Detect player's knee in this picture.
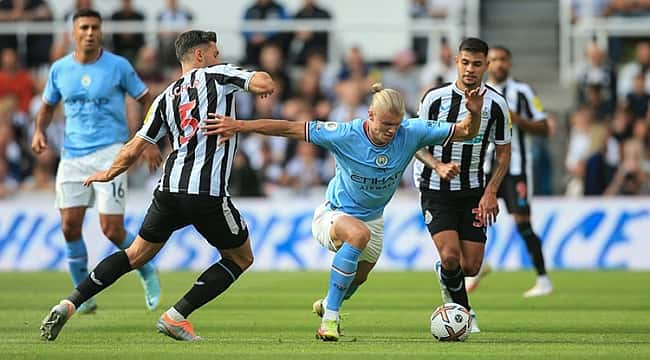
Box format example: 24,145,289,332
347,226,371,249
101,223,125,243
226,252,254,272
439,248,461,270
462,260,482,277
126,248,150,269
238,252,254,271
61,220,82,240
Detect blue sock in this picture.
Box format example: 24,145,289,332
66,238,88,287
118,231,154,278
325,243,362,313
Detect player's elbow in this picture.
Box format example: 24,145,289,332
251,71,274,94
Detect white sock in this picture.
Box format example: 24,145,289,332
537,275,551,286
166,306,185,321
323,309,339,322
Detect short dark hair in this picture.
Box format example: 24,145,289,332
175,30,217,62
458,37,488,56
490,45,512,58
72,9,102,23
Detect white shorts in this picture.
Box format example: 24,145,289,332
311,202,384,263
55,143,127,214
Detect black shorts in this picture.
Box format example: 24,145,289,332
420,189,486,243
139,190,249,250
496,174,531,215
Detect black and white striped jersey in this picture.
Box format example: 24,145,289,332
413,82,511,192
136,63,254,197
483,78,546,177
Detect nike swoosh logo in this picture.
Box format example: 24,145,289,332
194,281,205,286
90,272,104,286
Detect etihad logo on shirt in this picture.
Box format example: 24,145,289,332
350,172,402,191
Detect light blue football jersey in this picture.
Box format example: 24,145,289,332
307,118,454,221
43,50,148,158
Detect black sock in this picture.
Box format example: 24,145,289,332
173,258,244,318
517,222,547,276
67,251,133,308
440,265,471,311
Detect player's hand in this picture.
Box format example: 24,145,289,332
83,171,112,186
478,191,499,226
464,87,486,115
203,113,238,144
31,130,48,154
434,162,460,181
141,144,163,173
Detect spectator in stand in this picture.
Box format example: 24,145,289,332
242,0,288,66
584,83,614,122
571,0,609,23
625,73,650,119
617,41,650,102
565,106,597,196
281,140,331,194
410,0,431,63
157,0,193,67
304,50,337,99
604,0,650,16
259,42,291,100
329,80,367,123
0,0,21,51
0,48,33,113
0,95,31,186
229,151,264,197
64,0,92,32
605,138,650,195
583,124,617,195
295,69,325,107
574,41,617,110
381,49,420,114
291,0,331,65
111,0,146,63
134,46,167,95
0,0,53,67
338,46,370,83
410,0,464,63
611,106,635,142
0,96,17,197
420,37,456,94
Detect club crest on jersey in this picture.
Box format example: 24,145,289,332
81,74,92,88
324,122,338,131
424,210,433,224
376,154,389,167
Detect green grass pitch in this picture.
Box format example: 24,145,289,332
1,271,649,359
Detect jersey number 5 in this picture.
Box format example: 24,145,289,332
179,100,199,144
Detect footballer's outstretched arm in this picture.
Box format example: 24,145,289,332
83,136,154,186
202,113,305,142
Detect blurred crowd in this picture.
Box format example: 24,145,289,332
568,37,650,196
1,0,648,198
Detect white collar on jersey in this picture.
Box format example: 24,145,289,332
451,81,486,96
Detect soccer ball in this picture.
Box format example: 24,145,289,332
430,303,472,341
